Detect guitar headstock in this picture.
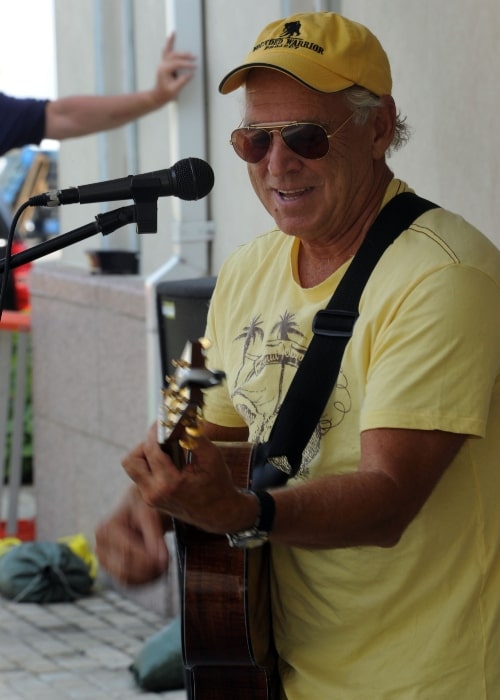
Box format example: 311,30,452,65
158,338,225,461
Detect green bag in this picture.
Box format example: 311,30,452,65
130,615,185,691
0,541,94,602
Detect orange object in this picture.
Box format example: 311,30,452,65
0,310,31,332
0,518,36,541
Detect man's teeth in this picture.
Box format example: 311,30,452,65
279,188,307,198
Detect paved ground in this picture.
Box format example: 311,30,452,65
0,586,187,700
0,488,186,699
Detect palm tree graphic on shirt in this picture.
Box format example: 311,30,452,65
231,309,351,463
232,311,306,441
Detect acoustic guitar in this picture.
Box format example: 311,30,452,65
157,339,279,700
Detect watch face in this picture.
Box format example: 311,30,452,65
227,529,269,548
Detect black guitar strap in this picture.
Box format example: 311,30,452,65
252,192,439,490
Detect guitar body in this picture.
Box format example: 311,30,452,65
158,341,279,699
174,442,279,700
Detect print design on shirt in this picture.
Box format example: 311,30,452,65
231,311,351,477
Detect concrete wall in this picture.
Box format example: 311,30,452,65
31,265,147,540
30,262,179,615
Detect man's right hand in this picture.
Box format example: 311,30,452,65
95,485,169,585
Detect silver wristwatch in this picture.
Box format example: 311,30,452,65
226,489,276,548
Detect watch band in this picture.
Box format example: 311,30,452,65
226,489,276,548
252,489,276,532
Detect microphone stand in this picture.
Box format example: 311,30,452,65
0,203,151,272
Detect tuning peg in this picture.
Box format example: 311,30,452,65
172,358,190,369
198,337,211,350
179,435,198,451
178,414,203,451
185,423,202,437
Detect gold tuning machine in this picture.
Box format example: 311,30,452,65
198,336,211,350
179,423,203,451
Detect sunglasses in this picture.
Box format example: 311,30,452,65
230,112,356,164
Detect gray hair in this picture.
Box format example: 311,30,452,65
344,86,411,155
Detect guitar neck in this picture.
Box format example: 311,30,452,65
160,439,185,469
157,340,279,698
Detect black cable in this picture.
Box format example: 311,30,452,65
0,201,30,320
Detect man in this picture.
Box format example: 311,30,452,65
0,33,195,156
96,12,500,698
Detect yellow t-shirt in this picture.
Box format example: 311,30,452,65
203,180,500,699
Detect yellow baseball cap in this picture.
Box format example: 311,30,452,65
219,12,392,96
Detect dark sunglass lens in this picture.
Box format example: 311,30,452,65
232,128,271,163
283,123,329,159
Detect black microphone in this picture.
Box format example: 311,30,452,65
29,157,214,207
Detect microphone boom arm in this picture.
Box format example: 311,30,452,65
0,204,140,272
131,179,158,233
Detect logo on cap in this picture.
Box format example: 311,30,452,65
254,21,324,56
281,21,301,38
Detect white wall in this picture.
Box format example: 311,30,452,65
54,0,176,272
339,0,500,244
205,0,285,272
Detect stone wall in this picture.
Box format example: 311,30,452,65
30,263,178,616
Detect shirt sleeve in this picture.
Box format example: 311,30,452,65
360,264,500,437
0,92,48,155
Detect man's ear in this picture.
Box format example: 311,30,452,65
372,95,396,160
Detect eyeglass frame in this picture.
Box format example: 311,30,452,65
229,111,357,163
